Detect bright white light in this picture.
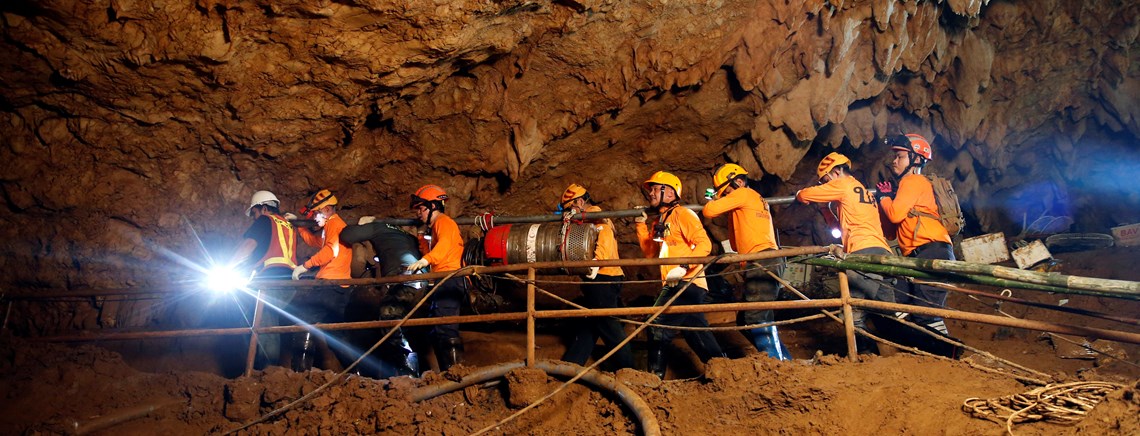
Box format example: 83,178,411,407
206,266,249,294
830,228,842,239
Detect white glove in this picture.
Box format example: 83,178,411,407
562,208,577,221
291,265,308,280
407,258,430,272
358,215,376,225
283,213,298,220
634,211,648,223
664,266,687,286
586,266,599,279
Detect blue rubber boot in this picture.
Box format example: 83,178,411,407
749,326,792,360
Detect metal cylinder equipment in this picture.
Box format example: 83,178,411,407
478,222,599,275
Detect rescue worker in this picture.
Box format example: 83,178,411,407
702,164,791,360
795,153,895,355
341,220,429,377
875,134,961,358
289,189,354,370
406,185,467,371
558,184,635,370
230,190,297,367
636,171,725,378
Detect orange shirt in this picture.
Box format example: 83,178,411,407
584,206,624,277
423,213,464,272
702,187,778,254
796,176,890,253
636,205,711,289
879,173,952,255
299,214,353,279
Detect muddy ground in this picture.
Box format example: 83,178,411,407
2,246,1139,435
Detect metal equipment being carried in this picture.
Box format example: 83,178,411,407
466,222,599,275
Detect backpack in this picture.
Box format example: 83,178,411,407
908,174,964,236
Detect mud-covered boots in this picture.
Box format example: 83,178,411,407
647,342,667,379
748,326,792,360
433,337,464,372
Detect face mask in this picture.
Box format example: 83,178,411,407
315,211,329,227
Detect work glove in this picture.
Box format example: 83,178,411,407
875,181,896,200
634,211,648,224
664,266,687,286
283,213,298,221
358,215,376,225
586,266,599,280
291,265,308,280
407,258,430,272
562,208,577,222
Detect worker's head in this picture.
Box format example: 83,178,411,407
304,189,338,227
560,183,591,213
246,190,281,217
887,134,932,177
643,171,682,209
712,163,749,198
410,184,447,225
816,152,852,184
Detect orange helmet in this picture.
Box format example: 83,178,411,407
712,163,748,197
410,184,448,209
889,134,933,160
643,171,682,197
816,152,851,179
561,183,589,206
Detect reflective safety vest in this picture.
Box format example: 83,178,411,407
258,214,298,271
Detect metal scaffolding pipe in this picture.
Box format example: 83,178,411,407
854,299,1140,345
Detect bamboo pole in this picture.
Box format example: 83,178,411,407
854,299,1140,344
846,254,1140,300
244,292,265,376
838,272,857,361
800,257,1095,296
526,268,536,367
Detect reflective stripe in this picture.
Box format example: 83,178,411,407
262,215,297,270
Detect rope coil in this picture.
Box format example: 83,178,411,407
963,381,1126,435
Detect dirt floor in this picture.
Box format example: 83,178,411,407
2,246,1139,434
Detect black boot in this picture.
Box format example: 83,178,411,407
434,337,464,372
292,332,316,371
647,342,667,379
855,334,880,356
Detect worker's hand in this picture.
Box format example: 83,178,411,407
562,208,576,222
634,211,648,224
283,213,298,221
291,265,308,280
585,266,599,280
875,181,895,200
358,215,376,225
407,258,430,272
664,266,687,286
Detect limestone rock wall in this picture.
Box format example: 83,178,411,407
0,0,1138,328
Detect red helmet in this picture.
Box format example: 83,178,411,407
890,134,933,161
410,185,448,209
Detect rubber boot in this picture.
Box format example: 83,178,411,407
292,332,316,371
749,326,792,361
855,334,880,356
434,337,464,372
646,342,667,379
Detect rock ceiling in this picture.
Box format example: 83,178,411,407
0,0,1138,291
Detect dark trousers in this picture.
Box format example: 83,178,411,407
562,275,634,369
650,284,723,362
845,246,895,330
899,242,954,330
741,258,785,325
428,276,467,341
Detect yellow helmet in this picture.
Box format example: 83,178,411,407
816,152,851,180
712,163,748,196
643,171,682,197
302,189,338,218
560,183,589,206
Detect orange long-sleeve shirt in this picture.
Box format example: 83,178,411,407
796,176,890,253
636,205,711,289
879,173,952,255
423,213,464,272
583,206,624,277
299,214,353,279
702,187,778,254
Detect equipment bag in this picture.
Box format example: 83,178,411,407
911,174,965,236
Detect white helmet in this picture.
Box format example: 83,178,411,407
246,190,280,216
